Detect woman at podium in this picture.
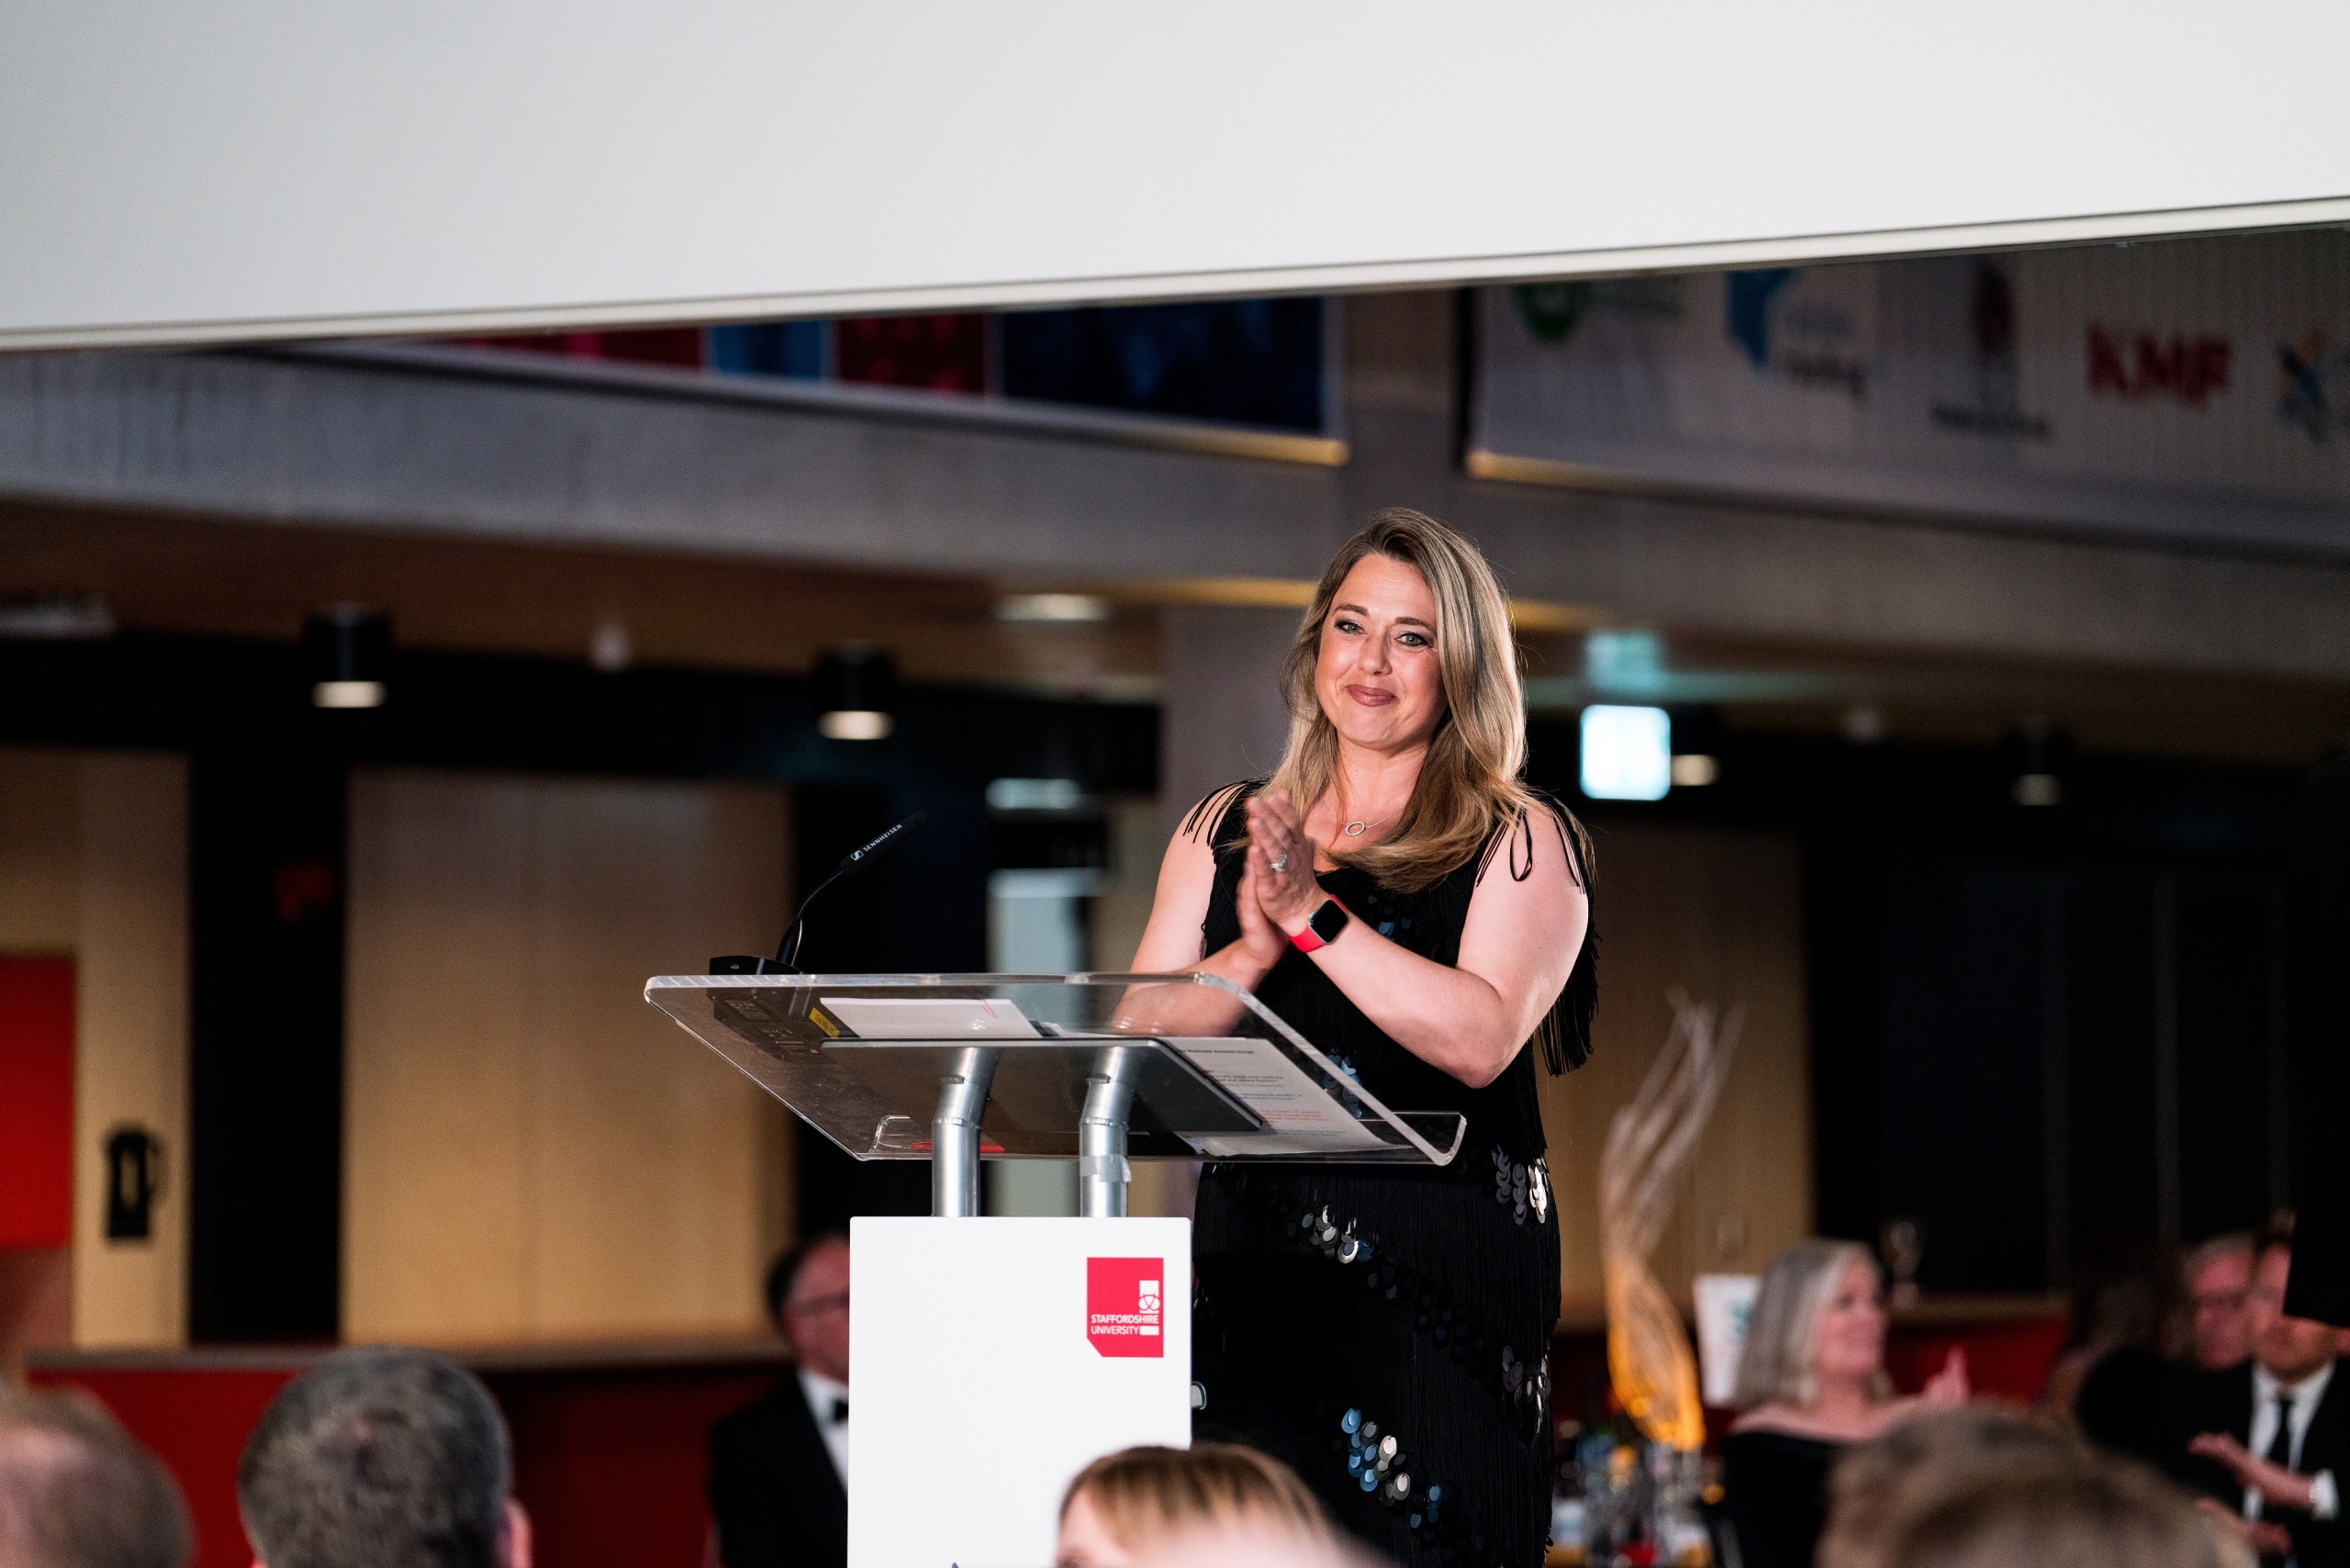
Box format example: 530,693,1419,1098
1130,509,1595,1568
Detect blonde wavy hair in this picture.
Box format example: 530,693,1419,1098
1261,509,1568,890
1060,1443,1329,1553
1732,1239,1892,1409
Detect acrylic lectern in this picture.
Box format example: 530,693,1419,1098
644,970,1464,1568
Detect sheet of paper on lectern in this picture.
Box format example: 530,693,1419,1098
818,996,1042,1039
1164,1036,1384,1153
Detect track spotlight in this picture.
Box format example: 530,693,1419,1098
813,646,898,741
304,606,390,710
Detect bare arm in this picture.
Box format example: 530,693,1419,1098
1243,790,1588,1088
1119,796,1288,1035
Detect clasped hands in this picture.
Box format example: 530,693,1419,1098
1234,790,1329,968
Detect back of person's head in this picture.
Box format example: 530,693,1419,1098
238,1347,512,1568
1733,1238,1884,1408
1058,1443,1330,1566
1819,1406,2084,1568
1884,1452,2245,1568
0,1392,192,1568
2065,1232,2186,1358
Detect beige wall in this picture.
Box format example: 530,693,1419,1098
343,768,794,1345
1539,823,1815,1316
0,747,190,1352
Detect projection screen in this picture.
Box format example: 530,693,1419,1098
3,2,2347,352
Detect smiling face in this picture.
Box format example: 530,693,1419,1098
1312,554,1448,756
1812,1258,1888,1391
2249,1244,2337,1383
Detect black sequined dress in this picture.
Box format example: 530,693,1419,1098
1189,785,1584,1568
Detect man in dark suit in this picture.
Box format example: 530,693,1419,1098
2170,1226,2347,1568
709,1233,852,1568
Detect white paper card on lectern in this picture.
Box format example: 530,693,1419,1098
849,1216,1192,1568
1163,1036,1385,1153
820,996,1042,1039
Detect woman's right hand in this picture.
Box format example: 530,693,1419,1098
1229,846,1291,979
1920,1348,1971,1407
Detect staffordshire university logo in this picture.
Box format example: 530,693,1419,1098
1086,1257,1162,1359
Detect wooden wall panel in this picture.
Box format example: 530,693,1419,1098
1538,823,1814,1315
72,753,190,1347
345,769,792,1345
0,748,190,1353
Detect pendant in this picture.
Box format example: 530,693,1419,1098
1344,821,1367,836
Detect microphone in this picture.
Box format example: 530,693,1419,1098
710,812,928,976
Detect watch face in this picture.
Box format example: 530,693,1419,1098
1310,899,1348,942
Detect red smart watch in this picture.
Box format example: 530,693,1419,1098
1290,897,1351,954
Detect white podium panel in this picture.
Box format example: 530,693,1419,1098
849,1216,1192,1568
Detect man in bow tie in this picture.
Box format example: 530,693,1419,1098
710,1234,852,1568
2171,1222,2347,1568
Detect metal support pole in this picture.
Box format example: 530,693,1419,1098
931,1047,1000,1218
1079,1045,1140,1218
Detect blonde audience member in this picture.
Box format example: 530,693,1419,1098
1882,1450,2248,1568
0,1391,192,1568
1722,1240,1970,1568
1056,1443,1341,1568
1818,1406,2085,1568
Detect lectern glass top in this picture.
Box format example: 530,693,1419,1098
644,972,1463,1166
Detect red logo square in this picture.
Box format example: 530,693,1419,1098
1086,1257,1164,1358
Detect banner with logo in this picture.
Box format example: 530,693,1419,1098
850,1216,1192,1568
1469,230,2350,555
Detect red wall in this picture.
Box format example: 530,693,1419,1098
0,956,75,1249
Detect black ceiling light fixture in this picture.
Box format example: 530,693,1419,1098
2002,716,2073,807
812,645,898,741
303,605,391,710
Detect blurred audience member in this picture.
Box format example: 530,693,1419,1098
1818,1406,2083,1568
710,1233,851,1568
1879,1447,2245,1568
1723,1240,1969,1568
2046,1233,2187,1429
1056,1443,1337,1568
2171,1221,2347,1568
238,1345,528,1568
0,1389,192,1568
2188,1235,2259,1372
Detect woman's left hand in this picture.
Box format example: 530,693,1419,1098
1244,790,1323,931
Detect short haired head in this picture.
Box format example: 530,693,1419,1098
764,1231,849,1326
1733,1239,1887,1409
1884,1450,2242,1568
0,1391,192,1568
2184,1230,2255,1281
1058,1443,1329,1564
238,1347,511,1568
1819,1406,2085,1568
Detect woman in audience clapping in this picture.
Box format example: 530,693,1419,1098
1722,1240,1971,1568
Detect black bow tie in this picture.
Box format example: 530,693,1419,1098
829,1396,848,1426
